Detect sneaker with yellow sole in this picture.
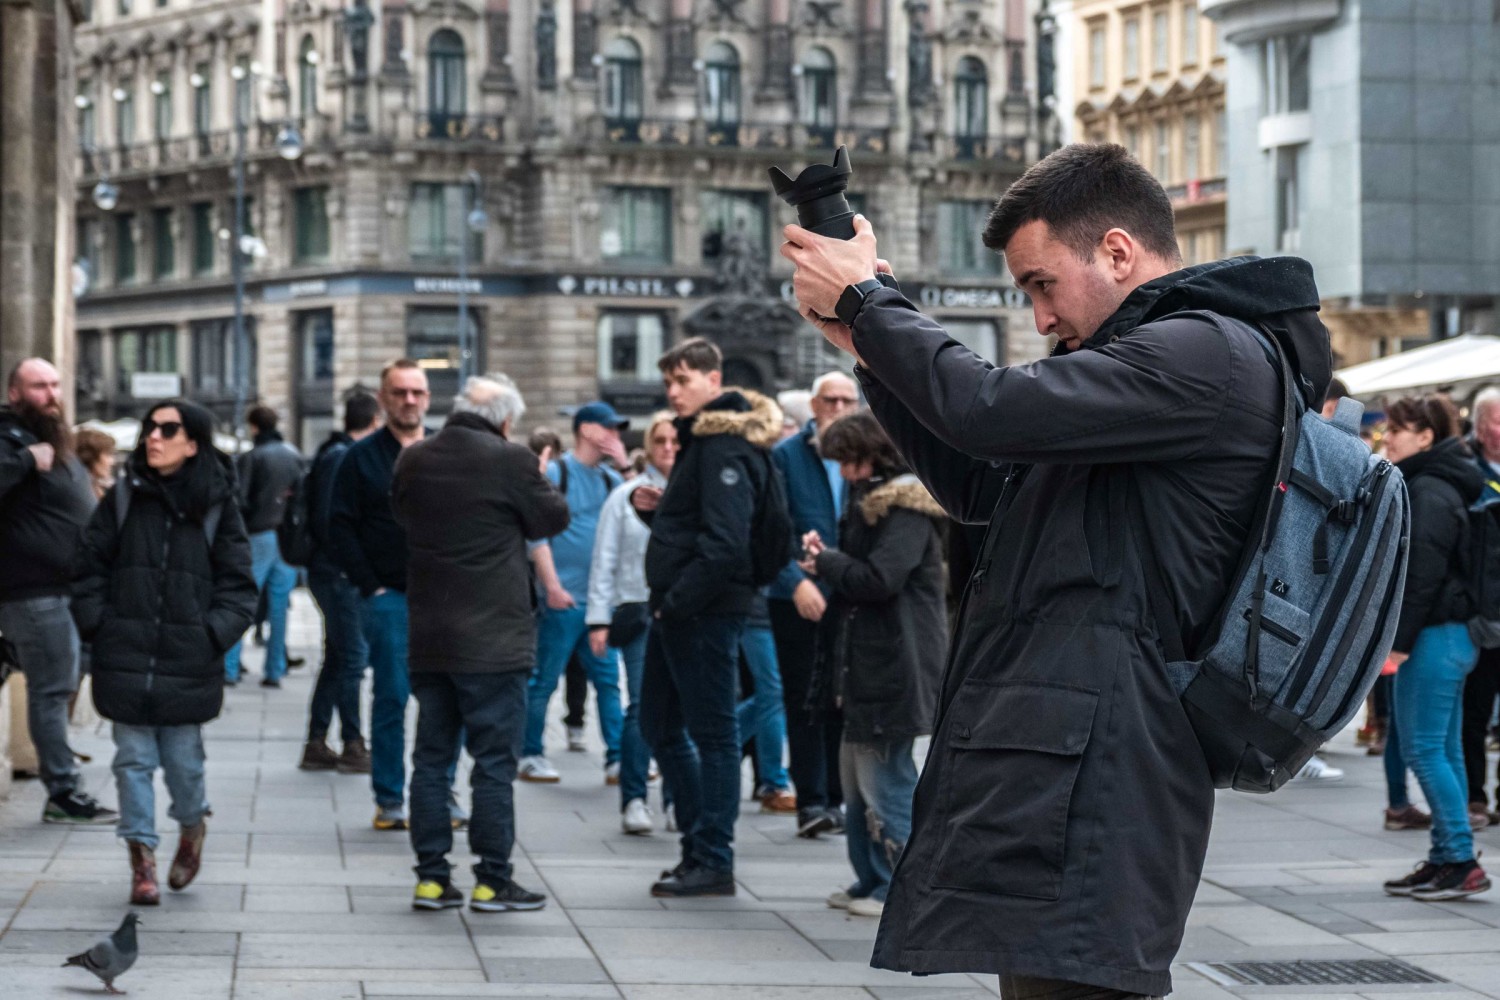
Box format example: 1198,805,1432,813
412,880,463,911
471,878,547,912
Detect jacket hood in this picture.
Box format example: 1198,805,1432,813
859,473,946,525
1085,255,1332,411
691,388,783,449
1396,436,1484,505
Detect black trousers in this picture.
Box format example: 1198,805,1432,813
1463,646,1500,807
768,598,842,811
1000,976,1159,1000
564,653,588,730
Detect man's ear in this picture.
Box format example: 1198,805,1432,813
1100,228,1138,281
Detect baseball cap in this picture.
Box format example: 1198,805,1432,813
572,401,630,432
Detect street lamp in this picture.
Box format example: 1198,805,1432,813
228,61,303,441
456,169,489,384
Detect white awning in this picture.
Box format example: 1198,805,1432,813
1335,335,1500,400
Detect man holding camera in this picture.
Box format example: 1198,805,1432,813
781,144,1333,999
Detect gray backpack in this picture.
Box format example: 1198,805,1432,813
1142,322,1410,793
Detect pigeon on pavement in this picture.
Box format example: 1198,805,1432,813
63,911,140,995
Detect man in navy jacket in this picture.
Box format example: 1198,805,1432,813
769,372,859,837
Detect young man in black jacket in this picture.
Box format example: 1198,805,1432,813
782,144,1330,998
642,337,783,897
299,391,381,773
329,360,433,831
0,358,116,825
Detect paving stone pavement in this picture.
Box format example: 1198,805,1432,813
2,591,1499,998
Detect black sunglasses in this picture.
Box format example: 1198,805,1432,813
143,419,184,440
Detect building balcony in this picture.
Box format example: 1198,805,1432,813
1164,176,1228,206
943,133,1029,165
78,116,336,181
579,116,892,157
407,112,508,143
1200,0,1342,45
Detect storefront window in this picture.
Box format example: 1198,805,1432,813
407,307,479,408
943,319,1003,364
597,311,666,383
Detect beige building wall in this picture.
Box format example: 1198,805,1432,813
1068,0,1226,265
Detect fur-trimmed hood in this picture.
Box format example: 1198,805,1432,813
859,473,945,526
691,389,783,450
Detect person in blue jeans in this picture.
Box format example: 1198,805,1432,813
1380,394,1491,900
224,405,302,688
587,411,678,831
737,607,793,811
330,360,454,832
800,412,947,918
520,402,628,785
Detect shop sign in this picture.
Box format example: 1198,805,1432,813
555,275,697,298
130,372,182,399
288,280,329,298
414,277,483,294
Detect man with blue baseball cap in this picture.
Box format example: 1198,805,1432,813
519,401,629,784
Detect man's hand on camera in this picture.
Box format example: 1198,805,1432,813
780,215,879,355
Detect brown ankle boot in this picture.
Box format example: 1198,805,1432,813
168,820,206,891
128,841,160,906
299,738,338,771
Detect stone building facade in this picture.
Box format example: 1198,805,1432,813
1059,0,1227,265
73,0,1050,444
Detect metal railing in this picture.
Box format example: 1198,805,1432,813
943,133,1029,164
1164,176,1228,203
410,112,507,143
78,116,335,180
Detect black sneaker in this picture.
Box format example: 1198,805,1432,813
658,858,690,881
471,878,546,912
260,677,281,689
412,879,463,911
43,790,118,825
1410,860,1492,901
1384,860,1443,896
797,808,836,839
650,860,735,898
824,806,846,835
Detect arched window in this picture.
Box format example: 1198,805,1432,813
799,47,836,144
954,56,988,158
428,29,467,134
603,37,644,128
299,35,319,119
703,41,740,137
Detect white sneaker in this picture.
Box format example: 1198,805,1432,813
648,761,660,782
622,798,654,835
664,809,678,833
847,896,885,917
567,726,587,752
826,889,852,909
1296,755,1344,782
518,755,561,783
604,761,621,786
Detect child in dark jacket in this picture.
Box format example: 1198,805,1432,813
73,400,256,906
800,412,947,918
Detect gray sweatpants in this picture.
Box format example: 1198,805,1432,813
0,595,81,797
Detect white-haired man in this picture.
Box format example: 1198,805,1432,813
1465,387,1500,824
392,375,570,913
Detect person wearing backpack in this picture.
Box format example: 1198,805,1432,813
1379,396,1491,900
642,336,788,897
781,144,1331,998
71,400,257,905
798,412,946,921
297,391,382,774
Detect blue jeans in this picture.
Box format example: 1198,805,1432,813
410,671,527,884
307,566,367,743
1384,704,1412,809
839,738,917,903
112,723,208,850
618,626,652,808
1395,622,1480,864
524,605,623,762
641,613,744,873
0,596,81,796
736,625,789,791
364,590,412,808
225,531,297,682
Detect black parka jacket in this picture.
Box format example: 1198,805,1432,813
645,389,782,621
392,412,571,673
852,257,1332,996
72,452,257,726
814,474,947,743
1392,437,1484,653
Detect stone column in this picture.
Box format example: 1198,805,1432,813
757,0,791,101
481,0,516,92
856,0,889,98
0,0,71,386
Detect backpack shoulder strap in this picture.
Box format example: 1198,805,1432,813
555,457,569,497
203,501,224,548
113,475,133,529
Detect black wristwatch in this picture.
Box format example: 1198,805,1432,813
835,277,885,327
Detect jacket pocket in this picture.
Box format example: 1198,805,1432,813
929,681,1099,901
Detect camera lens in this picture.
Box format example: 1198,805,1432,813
769,146,856,240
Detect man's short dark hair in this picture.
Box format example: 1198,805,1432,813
380,358,423,385
343,391,380,433
247,405,279,433
982,143,1181,263
657,337,723,376
1324,378,1350,406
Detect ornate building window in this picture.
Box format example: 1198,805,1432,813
602,186,671,264
152,71,171,140
294,186,330,263
703,42,741,131
299,35,319,119
428,29,467,133
953,56,987,158
603,37,644,126
114,80,135,148
799,47,837,144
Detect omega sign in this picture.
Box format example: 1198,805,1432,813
916,285,1030,311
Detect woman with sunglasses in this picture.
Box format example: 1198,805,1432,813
72,400,256,905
